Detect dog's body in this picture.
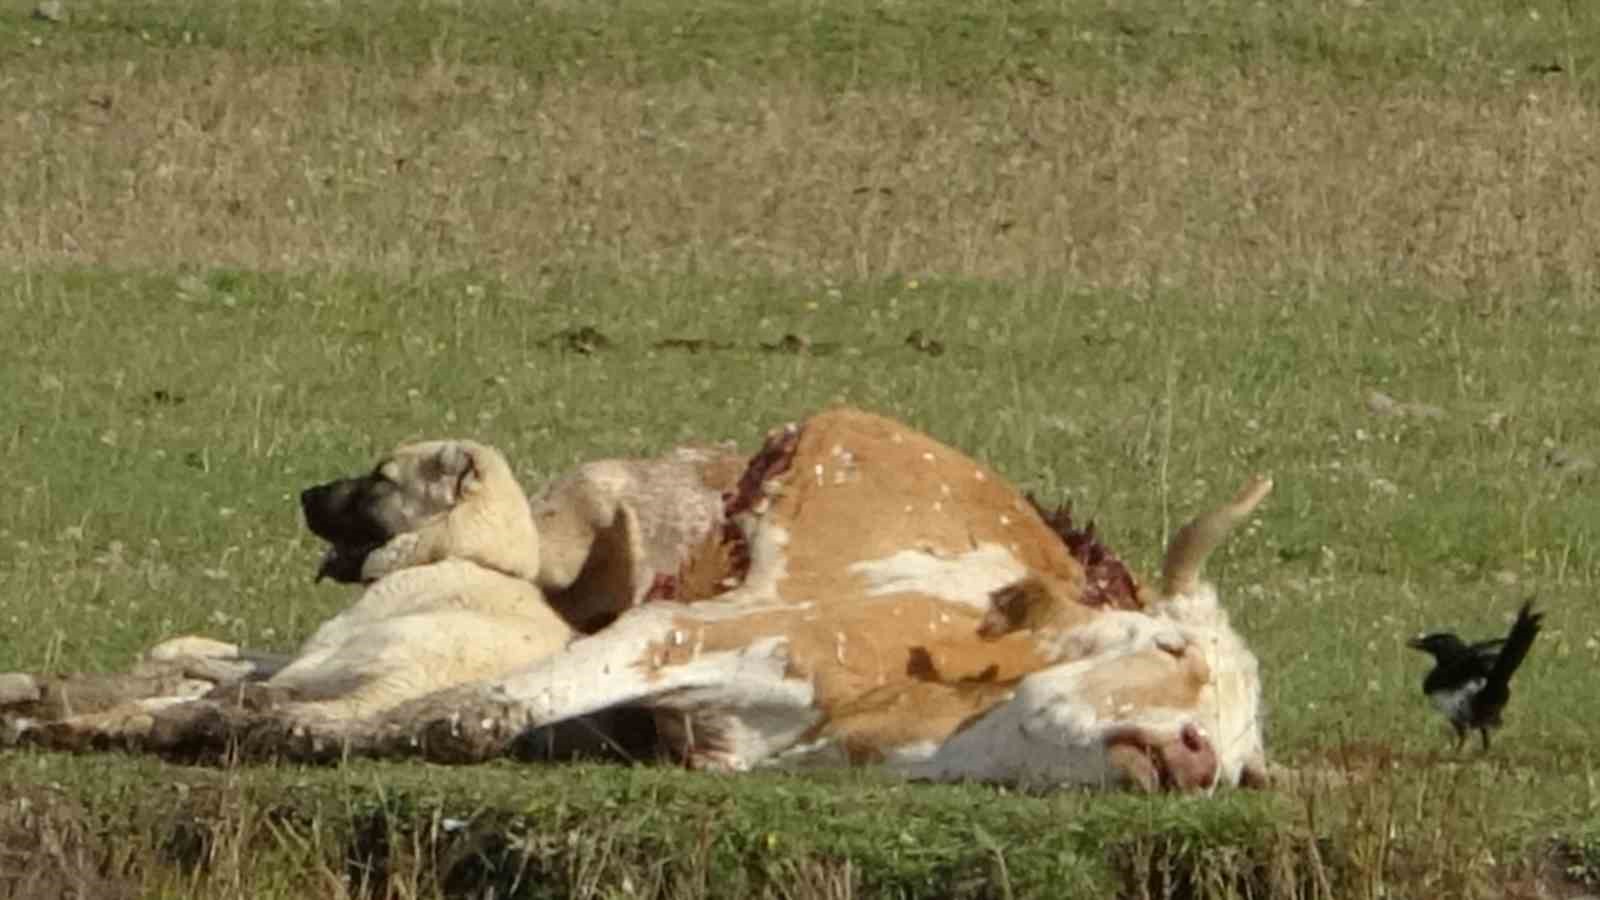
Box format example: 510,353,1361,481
244,440,581,723
0,441,584,742
270,560,570,721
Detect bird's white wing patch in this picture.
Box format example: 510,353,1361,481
1430,679,1485,720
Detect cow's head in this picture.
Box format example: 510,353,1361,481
1146,475,1273,788
964,476,1272,791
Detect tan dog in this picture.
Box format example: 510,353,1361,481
279,440,575,721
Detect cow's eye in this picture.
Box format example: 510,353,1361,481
1155,633,1189,657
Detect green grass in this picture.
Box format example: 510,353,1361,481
6,0,1599,90
3,0,1600,896
4,270,1597,897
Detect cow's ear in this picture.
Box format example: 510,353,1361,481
978,577,1054,639
1238,757,1272,789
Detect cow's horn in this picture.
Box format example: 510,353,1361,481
1160,475,1272,597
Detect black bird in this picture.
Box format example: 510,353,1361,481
1408,600,1543,751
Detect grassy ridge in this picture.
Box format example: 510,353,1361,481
3,0,1600,896
4,747,1593,897
8,753,1301,897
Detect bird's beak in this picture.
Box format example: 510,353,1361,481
1405,635,1426,651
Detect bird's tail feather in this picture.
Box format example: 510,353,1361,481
1487,600,1542,689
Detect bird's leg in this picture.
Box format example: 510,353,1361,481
1452,723,1468,753
1479,728,1491,752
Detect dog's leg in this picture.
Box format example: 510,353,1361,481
0,634,296,752
142,635,293,682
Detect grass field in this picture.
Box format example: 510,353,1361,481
3,0,1600,896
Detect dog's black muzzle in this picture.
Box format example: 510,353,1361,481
300,477,391,584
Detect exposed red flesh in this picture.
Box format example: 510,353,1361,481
649,422,803,602
1026,496,1142,609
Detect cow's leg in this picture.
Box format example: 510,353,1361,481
345,603,817,766
2,667,212,743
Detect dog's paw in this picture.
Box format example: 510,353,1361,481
0,673,42,708
143,635,240,664
360,532,426,582
1,714,34,746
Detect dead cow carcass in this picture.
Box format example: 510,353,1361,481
359,407,1273,791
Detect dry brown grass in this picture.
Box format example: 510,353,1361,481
5,54,1596,302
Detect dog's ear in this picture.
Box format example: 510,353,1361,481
432,442,481,503
437,441,540,582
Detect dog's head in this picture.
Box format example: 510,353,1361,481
300,440,540,584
